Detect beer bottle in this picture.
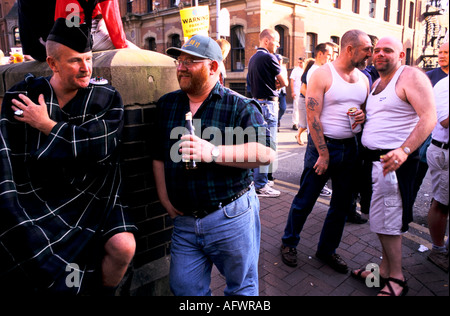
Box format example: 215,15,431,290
183,112,197,170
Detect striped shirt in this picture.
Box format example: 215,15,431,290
0,75,137,294
154,82,271,214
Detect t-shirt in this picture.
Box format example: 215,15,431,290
426,67,447,87
247,48,281,99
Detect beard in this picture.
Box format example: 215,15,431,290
177,65,209,94
353,58,368,70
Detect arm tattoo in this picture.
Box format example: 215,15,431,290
307,97,319,111
311,117,321,133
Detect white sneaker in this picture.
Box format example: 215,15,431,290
256,184,281,197
267,180,274,187
320,184,332,197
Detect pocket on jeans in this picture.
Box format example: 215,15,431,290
223,193,251,218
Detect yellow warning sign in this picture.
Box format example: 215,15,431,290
180,5,210,38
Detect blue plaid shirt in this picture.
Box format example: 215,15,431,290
154,82,271,213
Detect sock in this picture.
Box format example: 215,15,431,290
432,244,447,253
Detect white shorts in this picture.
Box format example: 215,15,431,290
426,143,449,206
369,162,404,235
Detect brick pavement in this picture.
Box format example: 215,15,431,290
211,188,449,296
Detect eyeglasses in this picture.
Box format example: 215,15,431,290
174,59,209,68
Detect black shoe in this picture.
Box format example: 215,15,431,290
281,245,298,267
347,212,368,224
315,252,348,274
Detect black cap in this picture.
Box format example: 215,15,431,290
47,18,93,53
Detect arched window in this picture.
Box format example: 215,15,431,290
146,37,156,51
230,25,245,72
275,25,285,56
169,34,181,48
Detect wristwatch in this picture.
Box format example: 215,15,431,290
401,146,411,155
211,146,220,161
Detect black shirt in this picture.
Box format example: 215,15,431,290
247,48,281,99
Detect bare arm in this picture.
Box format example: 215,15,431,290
290,78,296,98
179,135,276,169
276,72,288,89
381,67,437,175
305,68,330,175
440,116,449,129
152,160,183,218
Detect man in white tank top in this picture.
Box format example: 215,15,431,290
355,37,437,296
281,30,372,273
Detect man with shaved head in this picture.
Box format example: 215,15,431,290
280,29,372,272
354,37,437,296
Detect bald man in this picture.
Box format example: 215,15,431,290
354,37,437,296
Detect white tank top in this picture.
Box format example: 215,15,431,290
321,63,368,139
362,66,419,150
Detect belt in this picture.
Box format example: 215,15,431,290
363,148,392,162
324,136,356,145
431,138,448,150
191,184,253,218
256,97,279,103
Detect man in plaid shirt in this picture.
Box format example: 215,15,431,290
153,34,276,296
0,18,136,295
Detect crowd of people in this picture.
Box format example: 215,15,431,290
0,7,448,297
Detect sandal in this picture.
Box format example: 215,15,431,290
351,268,367,281
378,277,409,296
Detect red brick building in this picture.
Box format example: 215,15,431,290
120,0,448,97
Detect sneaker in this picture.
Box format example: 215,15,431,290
427,249,449,273
320,185,332,197
267,180,274,187
281,245,298,267
315,252,349,274
256,184,280,197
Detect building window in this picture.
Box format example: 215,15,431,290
230,26,245,72
147,0,153,12
333,0,341,9
369,0,376,18
306,33,317,58
352,0,360,14
397,0,403,24
384,0,390,22
275,25,285,56
170,34,181,48
127,0,133,13
14,27,21,46
408,2,414,28
330,36,340,45
405,48,411,65
146,37,156,51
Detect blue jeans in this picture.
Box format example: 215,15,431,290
278,92,286,124
282,134,358,255
254,100,278,189
169,186,260,296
